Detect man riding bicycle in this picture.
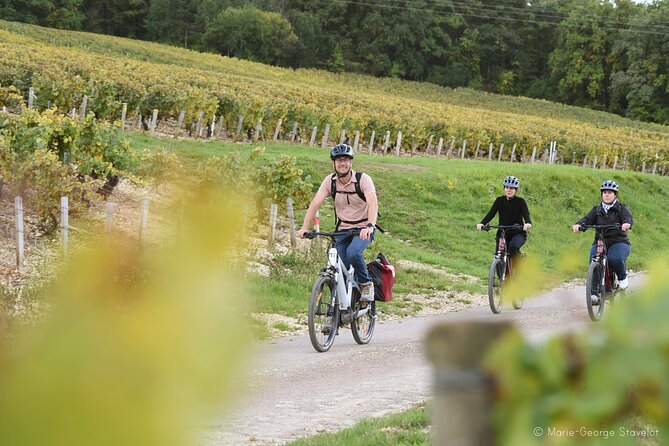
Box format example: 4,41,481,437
476,176,532,260
298,144,379,302
572,180,633,304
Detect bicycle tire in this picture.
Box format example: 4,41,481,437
488,258,504,314
586,261,605,321
351,293,376,345
308,276,339,352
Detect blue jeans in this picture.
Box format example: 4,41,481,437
335,231,374,284
589,242,631,280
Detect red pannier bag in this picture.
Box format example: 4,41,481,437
367,253,397,302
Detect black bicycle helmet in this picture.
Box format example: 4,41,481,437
503,176,520,188
600,180,619,193
330,143,354,160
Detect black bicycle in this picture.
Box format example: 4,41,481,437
578,224,623,322
305,229,376,352
482,224,525,314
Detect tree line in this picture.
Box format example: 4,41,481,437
2,0,669,124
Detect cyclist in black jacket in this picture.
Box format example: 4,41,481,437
572,180,633,293
476,176,532,259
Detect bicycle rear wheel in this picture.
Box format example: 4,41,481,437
488,258,504,314
351,293,376,345
586,261,605,321
308,276,339,352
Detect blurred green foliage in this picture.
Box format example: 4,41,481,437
486,258,669,445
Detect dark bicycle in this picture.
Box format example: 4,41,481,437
578,223,623,321
481,224,525,314
305,229,376,352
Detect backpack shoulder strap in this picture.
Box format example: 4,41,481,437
330,173,337,199
354,171,366,202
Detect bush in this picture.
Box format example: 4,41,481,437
0,109,135,231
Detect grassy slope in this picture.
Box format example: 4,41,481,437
128,133,669,318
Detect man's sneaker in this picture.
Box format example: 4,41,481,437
590,294,600,306
360,281,375,302
618,277,629,289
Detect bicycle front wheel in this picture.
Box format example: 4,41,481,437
586,261,605,322
351,296,376,345
308,276,339,352
488,258,504,314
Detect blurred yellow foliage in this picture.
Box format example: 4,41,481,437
0,185,251,446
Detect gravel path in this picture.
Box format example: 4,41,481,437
200,273,645,445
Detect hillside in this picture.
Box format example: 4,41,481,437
1,20,669,173
125,134,669,321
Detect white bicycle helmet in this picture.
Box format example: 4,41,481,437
503,176,520,188
600,180,619,193
330,144,354,160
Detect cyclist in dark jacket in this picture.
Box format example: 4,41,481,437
572,180,633,296
476,176,532,259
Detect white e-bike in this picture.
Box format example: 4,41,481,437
305,229,376,352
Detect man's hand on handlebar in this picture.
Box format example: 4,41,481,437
476,223,485,231
622,223,631,232
572,224,582,233
360,226,374,240
297,227,309,239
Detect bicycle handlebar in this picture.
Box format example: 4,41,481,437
482,224,524,231
304,228,362,239
577,223,621,232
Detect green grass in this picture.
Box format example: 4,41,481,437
286,403,430,446
127,133,669,319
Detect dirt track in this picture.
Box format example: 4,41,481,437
200,273,644,445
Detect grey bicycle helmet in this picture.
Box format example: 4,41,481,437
600,180,619,193
503,175,520,188
330,143,354,160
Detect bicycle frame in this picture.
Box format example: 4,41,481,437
593,239,609,289
495,233,510,278
588,227,618,293
486,224,524,275
327,246,357,310
579,223,621,321
314,230,372,319
482,224,524,313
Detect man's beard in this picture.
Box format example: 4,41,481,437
336,166,351,178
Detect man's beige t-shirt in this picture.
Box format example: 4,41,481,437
316,171,376,229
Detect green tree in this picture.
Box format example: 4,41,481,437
145,0,202,48
610,1,669,123
197,0,248,24
202,6,298,66
0,0,84,29
286,10,323,68
548,0,619,109
81,0,149,38
0,0,52,24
